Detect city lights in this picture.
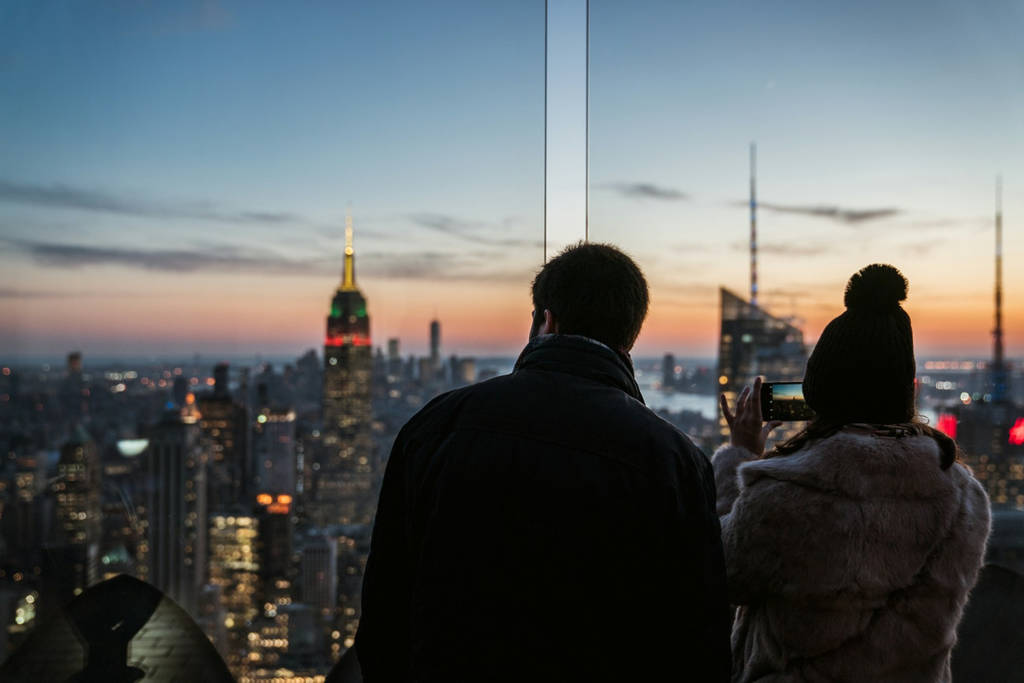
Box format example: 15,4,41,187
1010,419,1024,447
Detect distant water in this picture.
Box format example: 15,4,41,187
641,386,718,420
477,357,719,421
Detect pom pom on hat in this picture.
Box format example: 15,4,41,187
803,263,916,424
844,264,908,313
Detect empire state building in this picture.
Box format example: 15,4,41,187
315,215,375,526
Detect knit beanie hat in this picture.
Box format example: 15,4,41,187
803,264,916,424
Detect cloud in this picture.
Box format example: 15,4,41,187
0,179,303,225
730,199,900,225
0,287,148,299
0,288,62,298
360,251,529,283
6,238,532,284
7,239,333,275
605,183,688,201
729,241,830,257
758,202,900,224
407,213,542,248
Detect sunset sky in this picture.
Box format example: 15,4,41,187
1,0,1022,360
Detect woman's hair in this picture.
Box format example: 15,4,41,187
770,417,959,470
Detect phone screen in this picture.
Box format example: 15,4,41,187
760,381,816,421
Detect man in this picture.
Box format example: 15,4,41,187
356,243,731,681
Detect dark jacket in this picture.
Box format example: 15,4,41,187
356,335,731,682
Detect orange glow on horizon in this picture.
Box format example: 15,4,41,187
3,262,1022,358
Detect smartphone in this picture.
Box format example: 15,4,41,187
760,381,815,421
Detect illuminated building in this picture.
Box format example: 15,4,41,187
255,493,293,595
198,363,251,509
317,214,375,526
716,288,807,440
716,146,807,442
300,534,337,620
5,454,45,573
209,512,261,678
252,407,297,497
448,355,476,388
949,179,1024,510
243,604,328,683
98,439,149,582
145,407,207,615
196,583,228,656
0,588,39,662
958,405,1024,508
47,428,102,604
334,525,370,652
244,494,296,678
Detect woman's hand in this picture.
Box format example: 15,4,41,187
720,376,782,456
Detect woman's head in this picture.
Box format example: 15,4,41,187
802,264,916,424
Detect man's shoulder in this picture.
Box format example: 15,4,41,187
399,373,516,436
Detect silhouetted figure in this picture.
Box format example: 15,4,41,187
716,265,991,682
356,243,731,682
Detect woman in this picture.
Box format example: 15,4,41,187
715,264,990,682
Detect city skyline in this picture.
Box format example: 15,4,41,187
2,0,1023,359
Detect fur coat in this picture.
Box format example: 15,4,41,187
713,427,990,682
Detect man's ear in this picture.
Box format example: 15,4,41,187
539,309,558,335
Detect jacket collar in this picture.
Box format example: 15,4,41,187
513,334,644,404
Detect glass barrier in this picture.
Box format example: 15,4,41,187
0,2,544,680
1,0,1023,680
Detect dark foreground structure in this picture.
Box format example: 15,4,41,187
0,574,233,683
1,562,1023,681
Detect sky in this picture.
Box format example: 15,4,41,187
1,0,1022,360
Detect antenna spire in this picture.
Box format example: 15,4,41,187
992,175,1007,402
342,211,356,291
750,142,758,307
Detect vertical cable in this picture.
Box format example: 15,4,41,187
585,0,589,243
543,0,548,263
750,142,757,307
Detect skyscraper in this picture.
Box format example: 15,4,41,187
47,428,102,605
952,178,1024,509
386,338,401,378
198,362,250,509
317,214,375,526
208,512,260,678
145,407,208,615
716,289,807,439
430,319,441,368
300,534,338,620
716,147,807,440
252,406,297,497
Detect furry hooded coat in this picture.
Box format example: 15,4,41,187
713,427,990,682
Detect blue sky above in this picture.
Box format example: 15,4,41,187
1,0,1022,357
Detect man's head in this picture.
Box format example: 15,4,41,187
529,242,649,352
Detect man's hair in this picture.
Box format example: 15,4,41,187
531,242,649,351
